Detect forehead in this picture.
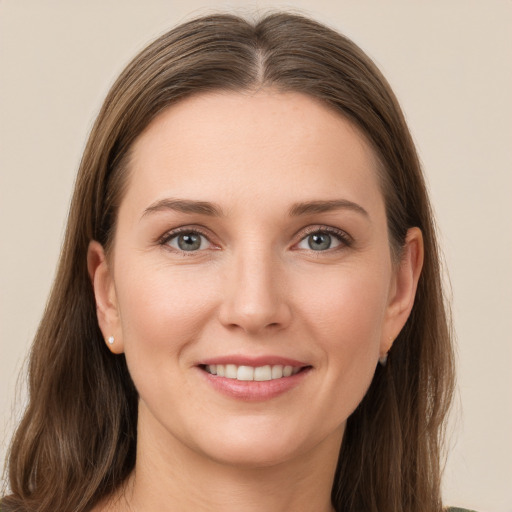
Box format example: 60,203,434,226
123,89,383,217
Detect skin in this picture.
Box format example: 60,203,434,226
88,90,423,512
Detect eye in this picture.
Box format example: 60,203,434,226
296,229,349,251
165,231,211,252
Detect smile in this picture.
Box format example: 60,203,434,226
204,364,302,381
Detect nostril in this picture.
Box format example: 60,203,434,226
217,291,292,334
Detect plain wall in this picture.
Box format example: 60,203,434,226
1,1,511,511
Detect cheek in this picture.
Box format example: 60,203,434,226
113,260,223,414
295,263,390,379
298,261,389,337
114,260,218,360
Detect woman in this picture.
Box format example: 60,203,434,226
1,12,470,512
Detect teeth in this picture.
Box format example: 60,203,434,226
205,364,303,381
254,365,272,381
237,365,254,381
225,364,237,379
271,365,283,379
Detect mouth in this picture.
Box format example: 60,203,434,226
200,363,309,382
197,358,312,400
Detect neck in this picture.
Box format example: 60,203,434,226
107,411,341,512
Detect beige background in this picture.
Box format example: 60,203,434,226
1,1,511,510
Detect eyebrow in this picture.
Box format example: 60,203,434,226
141,198,369,220
142,198,224,219
288,199,369,218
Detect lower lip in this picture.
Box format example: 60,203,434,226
198,367,312,401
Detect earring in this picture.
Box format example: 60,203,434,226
379,353,388,366
108,336,115,345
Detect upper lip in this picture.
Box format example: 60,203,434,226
198,355,310,367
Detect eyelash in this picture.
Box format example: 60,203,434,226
298,226,353,250
158,226,214,254
157,225,353,254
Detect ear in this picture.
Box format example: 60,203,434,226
87,240,124,354
381,227,424,356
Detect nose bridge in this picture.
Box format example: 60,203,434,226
219,238,290,334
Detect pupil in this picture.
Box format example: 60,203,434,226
309,233,331,251
178,233,201,251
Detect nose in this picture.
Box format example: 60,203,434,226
218,246,292,335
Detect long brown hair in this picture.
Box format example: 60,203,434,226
2,12,454,512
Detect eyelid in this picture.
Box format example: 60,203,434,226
158,225,218,252
156,224,353,253
293,225,353,250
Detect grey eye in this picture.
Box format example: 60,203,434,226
307,233,332,251
168,232,207,251
297,231,342,251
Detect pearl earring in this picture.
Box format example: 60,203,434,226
108,336,115,345
379,335,394,366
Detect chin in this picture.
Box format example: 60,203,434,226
188,419,341,470
202,439,304,469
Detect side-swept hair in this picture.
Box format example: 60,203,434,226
2,12,454,512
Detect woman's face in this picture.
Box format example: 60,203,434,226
90,90,421,469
